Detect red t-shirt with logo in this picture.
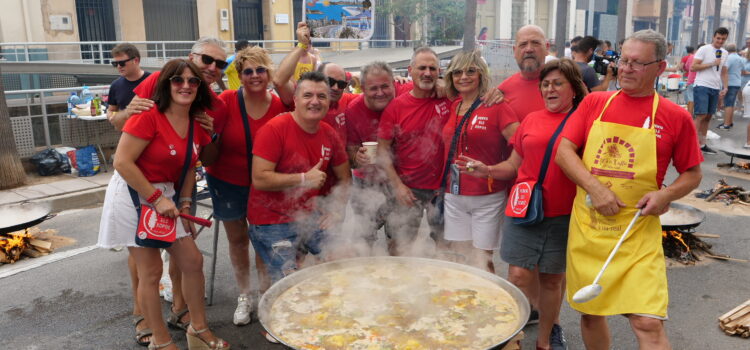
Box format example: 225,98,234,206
248,113,348,225
318,92,357,195
561,91,704,187
511,109,576,216
345,94,382,179
378,93,452,190
498,72,545,122
442,100,518,195
204,90,289,186
133,70,228,134
123,109,211,183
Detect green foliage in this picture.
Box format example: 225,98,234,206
376,0,466,43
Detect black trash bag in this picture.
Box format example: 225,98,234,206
30,148,70,176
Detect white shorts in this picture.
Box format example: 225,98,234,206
444,192,506,250
97,171,190,249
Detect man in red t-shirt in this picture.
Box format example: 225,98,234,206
248,72,351,283
498,25,549,122
556,30,702,350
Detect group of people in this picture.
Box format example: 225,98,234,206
97,21,704,350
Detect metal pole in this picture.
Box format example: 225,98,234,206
555,0,569,58
738,0,749,48
659,0,669,36
24,44,30,62
691,0,702,46
714,0,723,30
618,0,629,44
39,93,51,147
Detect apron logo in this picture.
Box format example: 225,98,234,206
591,136,636,179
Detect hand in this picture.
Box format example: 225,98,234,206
195,112,214,135
180,211,198,239
480,87,504,106
393,76,410,85
154,196,179,218
431,79,448,99
455,155,489,178
126,96,154,116
302,159,326,189
636,191,671,216
720,88,728,98
296,22,311,46
394,182,417,207
588,186,626,216
606,63,615,79
354,146,371,167
714,58,722,67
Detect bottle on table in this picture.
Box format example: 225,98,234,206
81,85,93,104
67,92,81,116
92,94,102,116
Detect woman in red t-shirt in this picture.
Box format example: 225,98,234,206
457,59,587,350
441,50,518,273
206,46,292,327
99,59,228,350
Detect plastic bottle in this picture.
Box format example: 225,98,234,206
92,94,101,115
67,92,80,116
81,85,93,104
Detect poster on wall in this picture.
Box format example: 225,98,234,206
303,0,374,41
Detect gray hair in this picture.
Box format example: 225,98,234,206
360,61,394,86
191,37,226,54
727,43,737,52
410,47,438,66
627,30,667,61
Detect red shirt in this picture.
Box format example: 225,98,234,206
322,92,357,145
561,91,704,187
345,95,382,179
498,73,545,122
442,100,518,195
205,90,289,186
248,113,348,225
686,54,697,84
511,109,576,216
133,70,229,134
123,109,210,183
378,93,452,190
680,54,692,78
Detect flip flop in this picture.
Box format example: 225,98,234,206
133,315,152,347
167,307,189,331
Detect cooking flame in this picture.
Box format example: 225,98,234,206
0,231,31,262
663,230,690,253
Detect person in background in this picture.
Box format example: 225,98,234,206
224,40,250,90
741,48,750,122
459,57,587,350
564,41,572,59
571,36,614,92
441,49,519,273
477,27,488,41
691,27,729,154
498,25,549,123
717,43,743,130
546,43,558,63
682,46,697,115
276,22,320,82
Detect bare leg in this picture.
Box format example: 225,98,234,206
687,101,694,116
168,257,189,324
129,247,175,348
224,219,251,295
724,106,735,126
581,314,610,350
129,253,151,344
507,264,540,312
535,272,565,349
694,114,710,145
256,254,270,294
628,315,671,350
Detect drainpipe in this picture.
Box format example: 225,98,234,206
22,0,34,42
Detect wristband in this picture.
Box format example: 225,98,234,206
179,197,193,204
300,172,305,186
297,42,308,50
180,203,191,211
146,189,163,203
153,196,164,206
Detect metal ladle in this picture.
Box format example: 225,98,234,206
572,209,642,303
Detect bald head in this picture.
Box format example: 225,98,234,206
513,25,549,78
515,25,546,42
319,62,347,102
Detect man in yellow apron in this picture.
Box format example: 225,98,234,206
556,30,703,349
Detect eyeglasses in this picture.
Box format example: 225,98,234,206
242,67,268,76
111,56,136,67
452,67,479,77
328,77,348,89
616,59,661,72
195,53,229,69
540,80,569,90
169,76,202,88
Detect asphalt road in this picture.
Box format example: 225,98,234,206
2,114,749,350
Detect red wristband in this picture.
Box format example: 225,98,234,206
146,189,163,203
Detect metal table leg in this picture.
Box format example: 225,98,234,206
208,219,220,306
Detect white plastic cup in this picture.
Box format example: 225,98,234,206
362,142,378,164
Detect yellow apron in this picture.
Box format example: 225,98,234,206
566,91,668,317
293,62,314,81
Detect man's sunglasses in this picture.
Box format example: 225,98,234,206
242,67,268,76
169,76,202,88
111,56,136,67
196,53,229,69
328,77,348,89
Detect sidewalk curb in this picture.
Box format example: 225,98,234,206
27,187,106,213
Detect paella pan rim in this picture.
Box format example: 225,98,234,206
660,202,705,230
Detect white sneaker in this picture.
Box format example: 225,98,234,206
233,294,252,326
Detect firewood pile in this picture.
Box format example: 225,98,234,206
695,179,750,206
719,299,750,338
662,230,746,265
718,160,750,174
0,227,64,264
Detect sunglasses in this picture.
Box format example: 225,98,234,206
196,53,229,69
328,77,348,89
169,76,202,88
242,67,268,76
452,67,479,77
111,56,136,67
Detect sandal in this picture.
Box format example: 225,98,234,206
133,315,152,347
186,324,230,350
167,307,190,331
148,339,173,349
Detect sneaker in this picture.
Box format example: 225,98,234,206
549,324,568,350
700,145,718,155
233,294,252,326
717,123,733,130
743,144,750,149
526,309,540,326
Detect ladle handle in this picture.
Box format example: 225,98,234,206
591,209,642,285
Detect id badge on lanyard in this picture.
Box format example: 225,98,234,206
449,163,461,195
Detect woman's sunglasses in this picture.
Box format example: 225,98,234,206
169,76,202,88
328,77,348,89
196,53,229,69
111,56,136,67
242,67,268,76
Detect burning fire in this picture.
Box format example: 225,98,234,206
737,162,750,170
663,230,690,252
0,231,32,263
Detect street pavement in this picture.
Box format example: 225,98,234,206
1,112,749,349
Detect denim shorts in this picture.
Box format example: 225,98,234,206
684,84,694,103
205,173,249,221
499,215,570,274
724,86,741,107
248,217,326,284
693,85,719,115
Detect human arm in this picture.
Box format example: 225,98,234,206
109,96,155,131
377,138,416,206
720,66,729,97
318,162,352,229
347,145,372,169
455,151,522,180
690,55,721,72
590,63,615,92
273,22,311,88
636,165,701,216
178,167,197,236
555,137,626,216
251,156,326,191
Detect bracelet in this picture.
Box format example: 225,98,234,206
153,196,164,206
297,42,308,50
146,189,163,203
178,197,193,204
300,172,305,186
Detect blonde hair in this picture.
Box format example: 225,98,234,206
234,46,275,80
444,49,491,99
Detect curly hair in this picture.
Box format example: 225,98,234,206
233,46,275,81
